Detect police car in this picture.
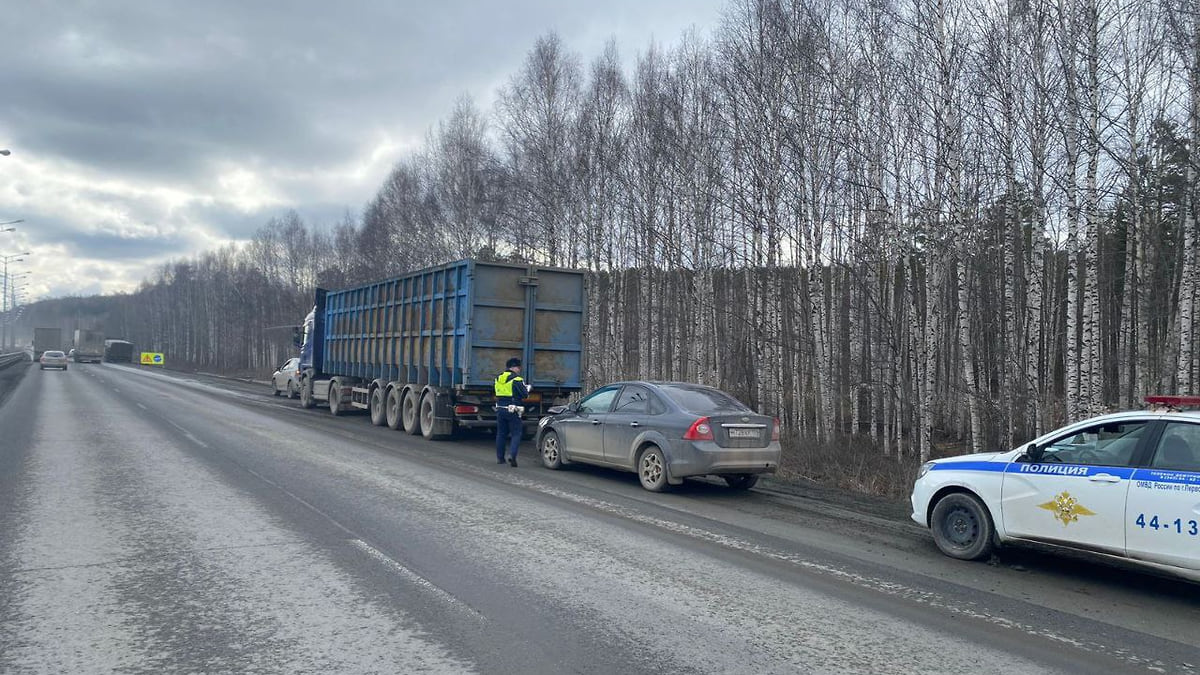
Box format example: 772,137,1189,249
911,396,1200,582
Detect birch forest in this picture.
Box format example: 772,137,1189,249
21,0,1200,470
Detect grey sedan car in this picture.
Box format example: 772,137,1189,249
536,381,781,491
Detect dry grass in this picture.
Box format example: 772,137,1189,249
776,432,941,500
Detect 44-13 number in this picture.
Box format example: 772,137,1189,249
1134,514,1199,535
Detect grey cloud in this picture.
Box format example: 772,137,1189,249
1,0,723,299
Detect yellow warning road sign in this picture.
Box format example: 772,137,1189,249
140,352,165,366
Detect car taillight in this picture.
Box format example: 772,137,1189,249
683,417,713,441
772,417,781,441
454,404,479,415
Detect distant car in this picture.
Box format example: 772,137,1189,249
272,357,301,398
40,350,69,371
911,396,1200,583
536,381,781,492
68,348,76,360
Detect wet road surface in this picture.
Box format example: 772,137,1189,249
1,363,1197,673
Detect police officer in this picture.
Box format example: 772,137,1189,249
495,357,529,466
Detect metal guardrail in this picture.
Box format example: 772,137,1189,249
0,352,31,370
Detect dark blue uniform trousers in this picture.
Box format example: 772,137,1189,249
496,408,523,461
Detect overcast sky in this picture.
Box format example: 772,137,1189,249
0,0,724,301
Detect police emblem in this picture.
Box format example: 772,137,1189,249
1038,491,1096,526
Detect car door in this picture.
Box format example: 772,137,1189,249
1001,418,1152,556
1125,421,1200,571
556,386,619,461
603,385,656,467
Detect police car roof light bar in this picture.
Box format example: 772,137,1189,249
1144,395,1200,410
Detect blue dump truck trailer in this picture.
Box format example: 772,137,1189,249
297,259,586,440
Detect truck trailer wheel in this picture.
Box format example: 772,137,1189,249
369,387,386,426
402,389,421,435
420,392,435,439
385,387,403,430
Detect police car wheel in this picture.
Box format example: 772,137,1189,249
930,492,995,561
540,430,563,469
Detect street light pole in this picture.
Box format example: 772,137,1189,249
1,252,30,352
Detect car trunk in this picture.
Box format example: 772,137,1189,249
708,414,773,448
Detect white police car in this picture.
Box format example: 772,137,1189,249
911,396,1200,582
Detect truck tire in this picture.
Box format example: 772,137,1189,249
420,391,451,439
329,383,342,416
385,387,403,430
420,391,437,440
369,387,386,426
301,377,316,409
402,389,421,435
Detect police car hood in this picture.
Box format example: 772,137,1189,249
931,451,1004,465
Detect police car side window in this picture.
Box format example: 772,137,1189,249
1037,421,1148,467
1150,423,1200,472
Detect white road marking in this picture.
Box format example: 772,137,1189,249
165,420,208,448
350,539,481,618
238,466,480,618
135,403,147,411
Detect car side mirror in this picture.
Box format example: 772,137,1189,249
548,405,567,415
1023,442,1043,463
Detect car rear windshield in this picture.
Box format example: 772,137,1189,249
659,385,751,413
45,351,64,357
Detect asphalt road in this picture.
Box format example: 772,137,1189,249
1,363,1198,674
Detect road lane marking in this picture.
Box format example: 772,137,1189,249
350,539,482,618
165,419,209,448
238,466,481,619
136,403,147,411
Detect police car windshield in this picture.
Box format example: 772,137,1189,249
659,385,750,414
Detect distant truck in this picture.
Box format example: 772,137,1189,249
104,339,135,363
297,259,586,440
33,327,63,359
72,329,105,363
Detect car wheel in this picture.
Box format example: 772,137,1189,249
369,387,386,426
723,474,759,490
329,384,342,416
930,492,995,561
402,389,421,435
637,445,669,492
385,388,403,430
287,381,298,399
272,381,281,396
540,430,564,470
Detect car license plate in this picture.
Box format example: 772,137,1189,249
728,429,759,439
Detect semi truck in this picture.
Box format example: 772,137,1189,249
297,259,586,440
33,327,63,359
73,329,106,363
104,339,135,363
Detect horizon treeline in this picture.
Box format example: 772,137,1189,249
20,0,1200,460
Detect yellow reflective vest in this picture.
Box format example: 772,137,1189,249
494,370,524,400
